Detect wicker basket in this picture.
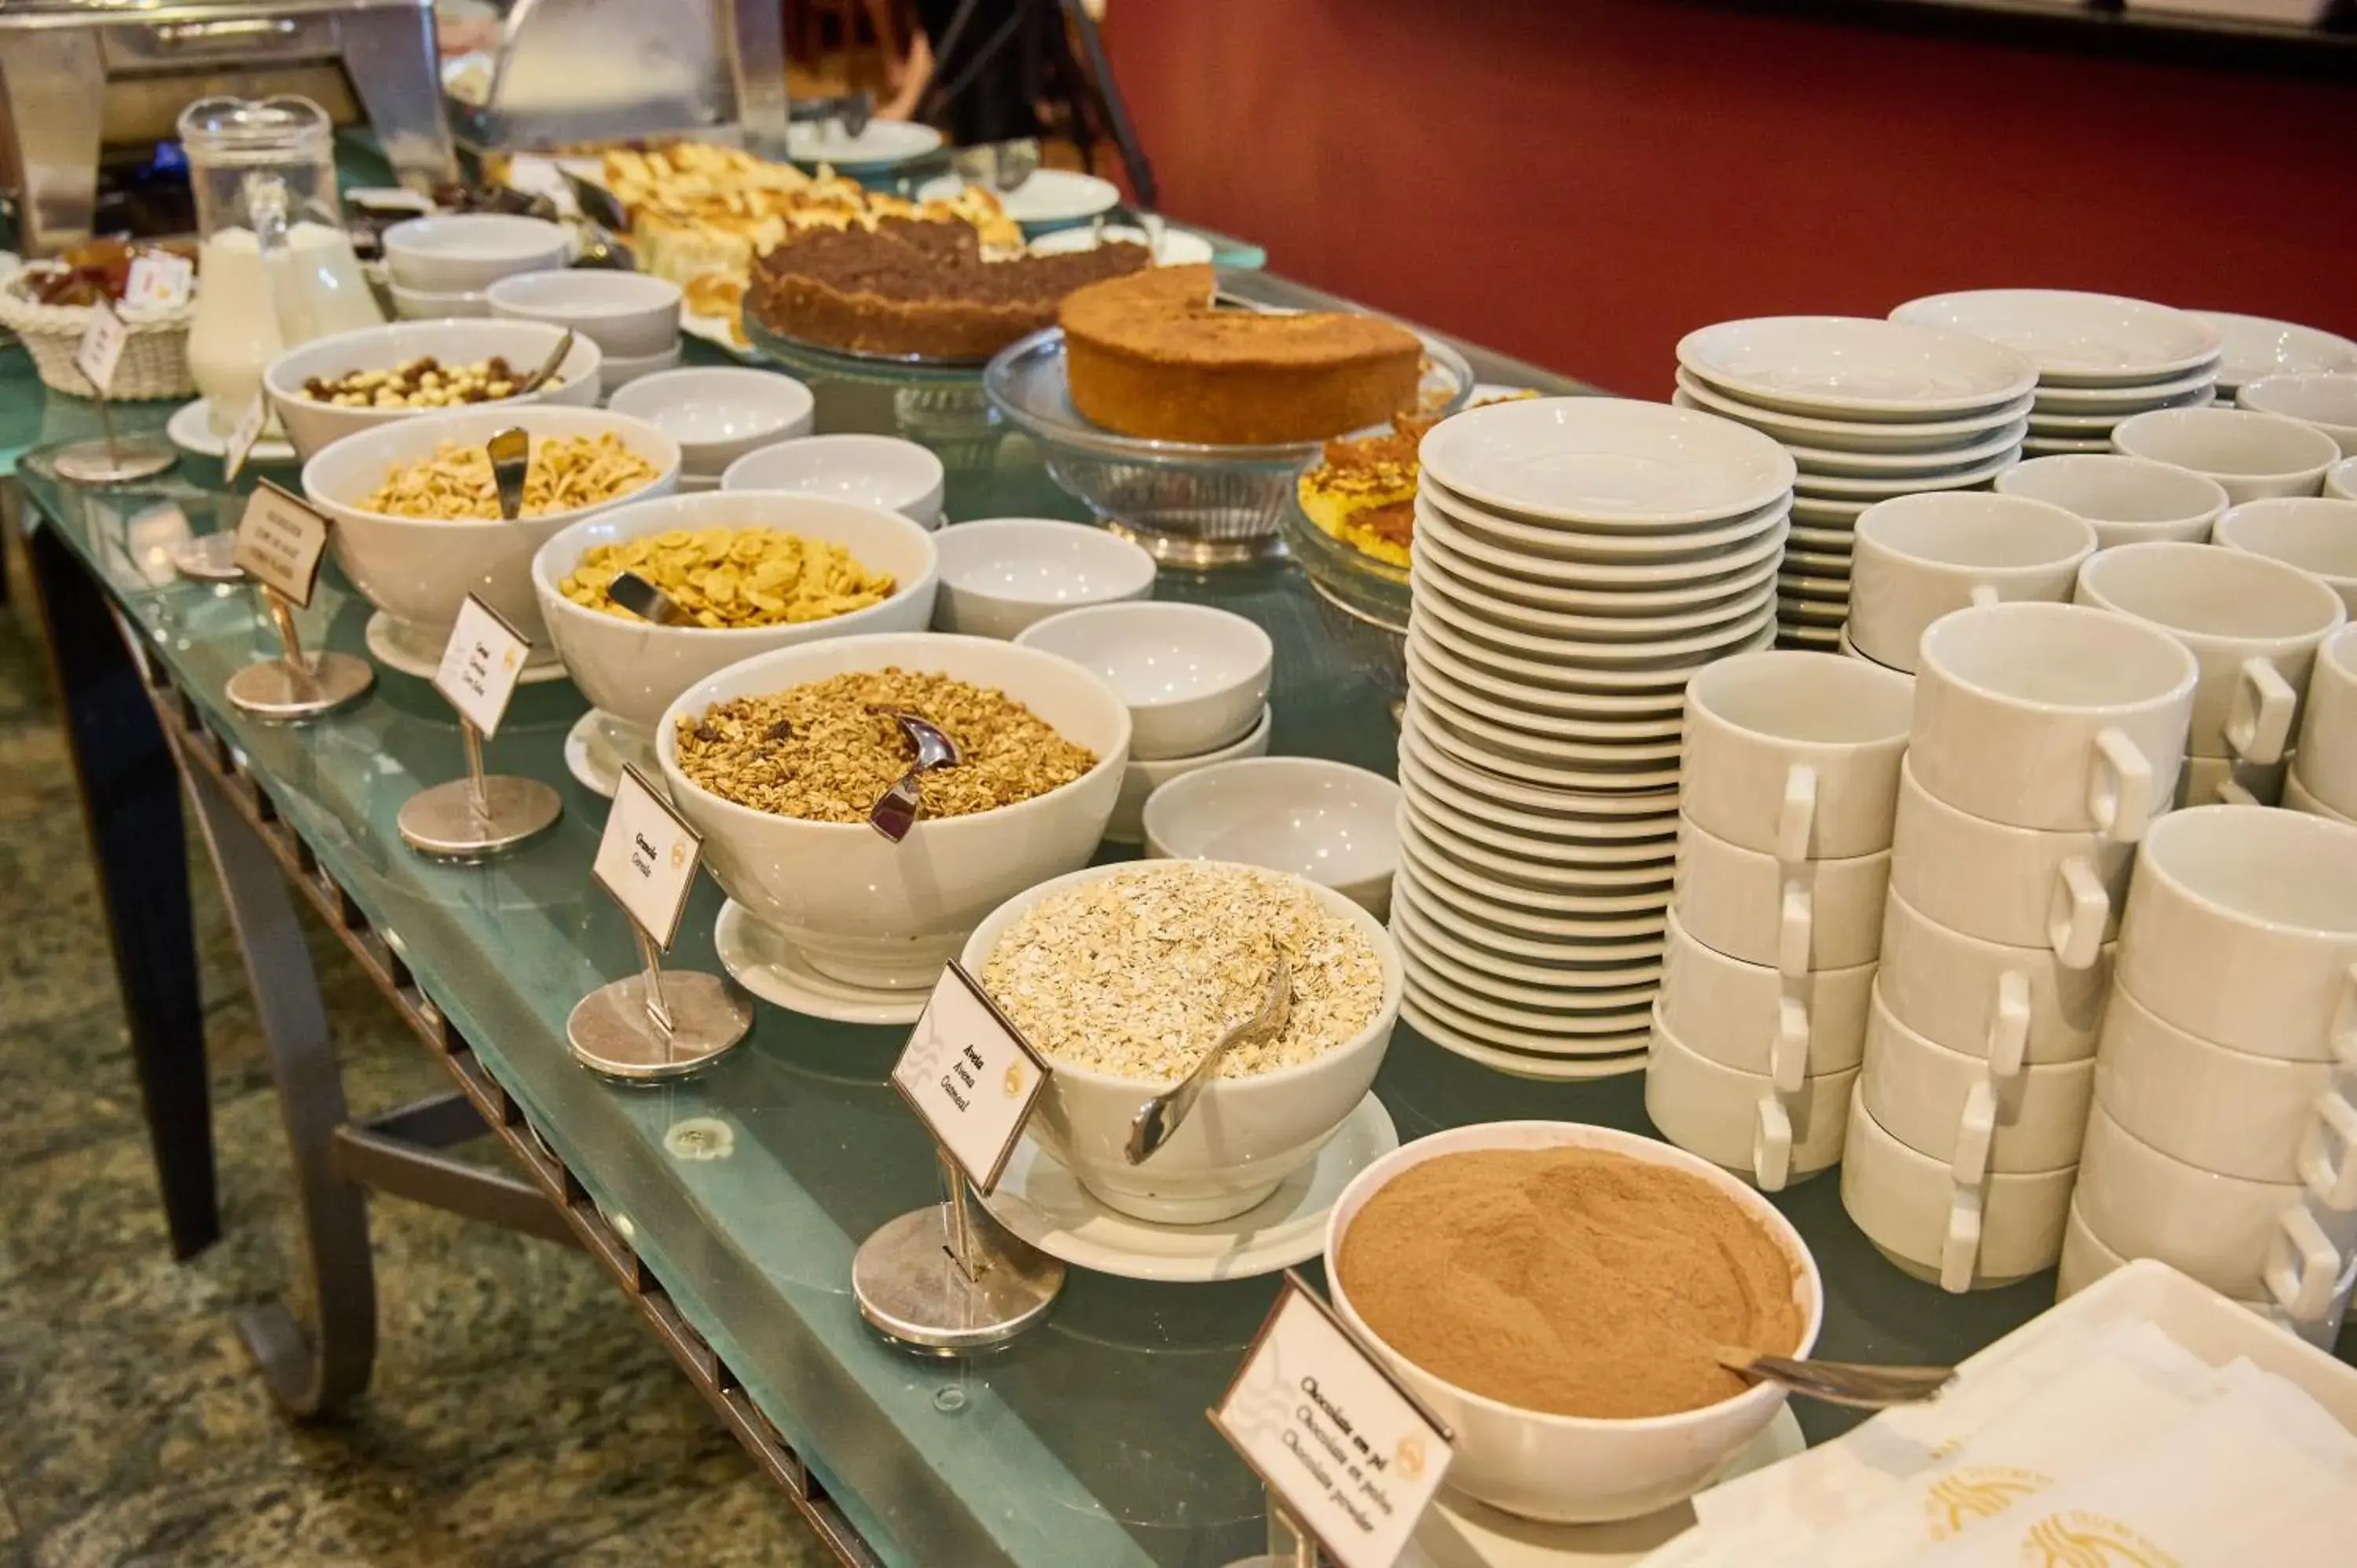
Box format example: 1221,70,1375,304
0,270,198,400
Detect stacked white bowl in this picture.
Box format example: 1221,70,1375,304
1648,651,1912,1189
1891,289,2222,461
1393,396,1794,1079
2062,805,2357,1350
609,368,816,491
382,213,572,320
488,269,685,392
1670,317,2037,648
2189,311,2357,407
1843,602,2198,1292
2288,625,2357,825
1844,493,2095,675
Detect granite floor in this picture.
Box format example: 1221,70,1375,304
0,530,827,1564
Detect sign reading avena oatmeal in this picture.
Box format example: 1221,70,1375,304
1212,1272,1453,1568
889,962,1047,1195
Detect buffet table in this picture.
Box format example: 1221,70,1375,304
11,284,2086,1567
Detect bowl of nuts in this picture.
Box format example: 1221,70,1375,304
303,405,681,668
657,632,1131,992
960,859,1402,1224
264,319,603,461
531,489,943,778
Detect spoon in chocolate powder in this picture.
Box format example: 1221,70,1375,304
1125,955,1292,1167
1714,1345,1955,1409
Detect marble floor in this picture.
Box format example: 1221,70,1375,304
0,535,826,1564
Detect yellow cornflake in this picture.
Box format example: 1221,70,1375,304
559,526,896,629
361,434,662,521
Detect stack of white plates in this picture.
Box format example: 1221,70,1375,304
1672,316,2037,647
1890,290,2223,460
2189,311,2357,405
1398,397,1794,1078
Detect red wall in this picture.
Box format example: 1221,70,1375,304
1102,0,2357,396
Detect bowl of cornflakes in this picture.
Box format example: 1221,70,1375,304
302,405,681,671
531,489,941,776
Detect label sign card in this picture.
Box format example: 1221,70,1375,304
1212,1273,1453,1568
889,962,1047,1195
592,764,702,951
223,394,269,483
124,251,195,310
75,299,127,395
433,595,532,740
231,480,332,607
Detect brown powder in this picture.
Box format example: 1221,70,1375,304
1336,1147,1803,1420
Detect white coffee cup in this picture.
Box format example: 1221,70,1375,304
1644,1006,1856,1192
2110,405,2342,505
1846,493,2095,673
2075,540,2346,766
1839,1086,2077,1292
2117,804,2357,1063
1680,650,1914,862
1878,884,2113,1065
2293,623,2357,819
1658,907,1875,1083
1994,453,2229,548
1909,602,2197,841
2075,1099,2357,1310
2057,1203,2269,1314
1887,756,2132,968
2175,751,2287,808
1672,812,1890,975
2097,980,2357,1184
1861,982,2095,1176
2211,496,2357,617
2286,767,2357,826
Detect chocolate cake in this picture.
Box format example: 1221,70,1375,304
748,218,1151,361
1059,264,1424,445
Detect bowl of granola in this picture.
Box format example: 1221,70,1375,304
266,318,603,461
657,633,1131,991
962,859,1402,1223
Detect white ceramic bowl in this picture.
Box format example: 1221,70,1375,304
598,343,684,394
2111,406,2341,504
1993,452,2230,546
383,213,570,293
720,434,945,526
930,518,1157,639
486,269,683,358
2238,374,2357,458
1325,1120,1821,1522
264,318,602,461
530,489,940,746
607,368,818,477
1017,602,1274,761
1142,757,1401,915
962,859,1402,1223
658,632,1129,990
302,405,680,652
388,280,489,320
1107,705,1273,843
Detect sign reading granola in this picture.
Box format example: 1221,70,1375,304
230,480,332,608
592,764,702,951
75,298,128,396
433,595,532,741
889,962,1048,1196
223,394,269,484
1211,1272,1453,1568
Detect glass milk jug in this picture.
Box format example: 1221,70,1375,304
178,96,383,436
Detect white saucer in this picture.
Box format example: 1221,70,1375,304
712,899,929,1024
786,119,942,168
921,168,1119,225
976,1094,1398,1283
1404,998,1651,1080
563,709,648,797
167,397,296,463
365,610,568,683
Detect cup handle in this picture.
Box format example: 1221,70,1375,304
2330,962,2357,1068
2297,1088,2357,1210
1987,969,2032,1083
1753,1094,1793,1192
1940,1179,1985,1294
1952,1078,1997,1187
1776,763,1819,866
1967,584,2000,609
2088,727,2155,844
2262,1204,2343,1322
1776,876,1813,979
2044,855,2110,971
1770,987,1810,1097
2224,658,2298,768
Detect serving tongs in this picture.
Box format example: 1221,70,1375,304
868,712,960,843
606,571,688,626
790,91,877,141
486,427,530,521
1125,955,1293,1167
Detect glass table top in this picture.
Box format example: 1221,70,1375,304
16,272,2315,1566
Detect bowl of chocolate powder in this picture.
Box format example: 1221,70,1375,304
1322,1121,1821,1524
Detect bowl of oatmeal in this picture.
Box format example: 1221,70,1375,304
962,859,1402,1223
657,632,1129,990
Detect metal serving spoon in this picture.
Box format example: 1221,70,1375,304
514,328,575,397
607,570,688,626
1714,1345,1956,1409
868,713,960,842
486,427,530,521
1126,957,1293,1167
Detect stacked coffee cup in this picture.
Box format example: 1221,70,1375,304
1648,650,1914,1190
1843,492,2097,676
1842,601,2198,1291
2287,624,2357,824
2063,804,2357,1349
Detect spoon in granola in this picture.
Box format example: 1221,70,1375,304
1126,955,1293,1167
867,712,960,843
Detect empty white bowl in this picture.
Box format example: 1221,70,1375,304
388,280,489,320
720,434,946,528
486,269,683,358
2111,406,2341,504
1993,453,2231,546
929,518,1157,639
608,368,818,477
1142,757,1402,915
383,214,571,293
2238,374,2357,458
1016,602,1274,761
1325,1120,1821,1522
264,318,602,461
598,343,684,394
1108,706,1274,843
